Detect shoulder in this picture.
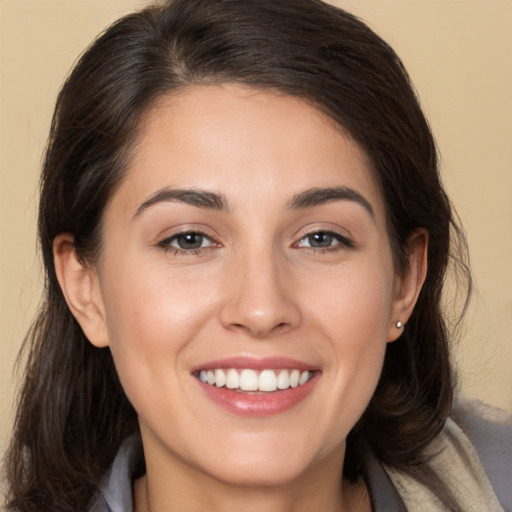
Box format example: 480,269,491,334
370,400,511,512
453,398,512,511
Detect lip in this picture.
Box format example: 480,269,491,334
192,356,320,417
191,355,317,373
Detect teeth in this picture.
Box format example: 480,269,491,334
259,370,277,392
276,369,290,390
240,369,259,391
215,369,226,388
225,369,239,389
198,368,312,392
299,370,310,386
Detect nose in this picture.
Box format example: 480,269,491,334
219,249,301,338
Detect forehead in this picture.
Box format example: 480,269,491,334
114,84,386,221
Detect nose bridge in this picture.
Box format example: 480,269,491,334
220,242,300,337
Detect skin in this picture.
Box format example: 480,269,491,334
54,84,427,512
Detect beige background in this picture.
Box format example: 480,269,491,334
1,0,511,457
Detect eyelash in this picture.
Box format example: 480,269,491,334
295,230,354,252
158,230,218,256
157,229,353,256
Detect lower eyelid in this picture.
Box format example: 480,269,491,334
297,231,352,248
158,229,353,253
157,230,222,254
171,234,212,247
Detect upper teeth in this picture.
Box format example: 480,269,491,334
198,368,312,392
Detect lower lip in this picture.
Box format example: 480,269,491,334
196,374,318,417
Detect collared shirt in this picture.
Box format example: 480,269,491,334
90,400,512,511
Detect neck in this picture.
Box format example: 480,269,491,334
134,450,370,512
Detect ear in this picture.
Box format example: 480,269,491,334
53,233,110,348
387,229,428,342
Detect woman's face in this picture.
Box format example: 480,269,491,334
79,84,413,487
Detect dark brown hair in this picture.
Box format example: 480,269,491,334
5,0,471,510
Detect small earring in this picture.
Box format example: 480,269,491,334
396,321,403,329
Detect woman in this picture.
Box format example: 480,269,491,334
4,0,511,510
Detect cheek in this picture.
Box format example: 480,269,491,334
99,261,220,396
303,260,393,421
331,266,393,382
306,256,395,337
102,256,215,337
326,284,389,392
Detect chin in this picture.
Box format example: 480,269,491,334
191,435,333,489
203,458,307,488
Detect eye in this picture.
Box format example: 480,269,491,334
296,231,352,250
159,231,217,253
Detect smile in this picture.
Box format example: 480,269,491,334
198,368,313,392
193,357,319,416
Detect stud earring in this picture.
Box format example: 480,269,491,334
396,321,403,329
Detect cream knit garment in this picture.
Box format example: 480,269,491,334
383,418,504,511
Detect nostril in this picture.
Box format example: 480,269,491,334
227,321,290,338
219,296,301,337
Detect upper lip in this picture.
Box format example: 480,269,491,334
191,356,319,373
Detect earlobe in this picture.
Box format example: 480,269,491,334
387,229,428,342
53,233,110,348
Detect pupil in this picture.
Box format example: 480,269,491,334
178,233,203,249
310,233,332,247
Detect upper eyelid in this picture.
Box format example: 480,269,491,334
161,231,216,244
294,228,354,248
156,226,353,249
158,226,219,242
162,229,211,240
300,228,347,237
296,227,352,241
157,231,219,256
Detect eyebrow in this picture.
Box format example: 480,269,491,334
133,185,374,219
133,188,229,218
287,186,375,218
